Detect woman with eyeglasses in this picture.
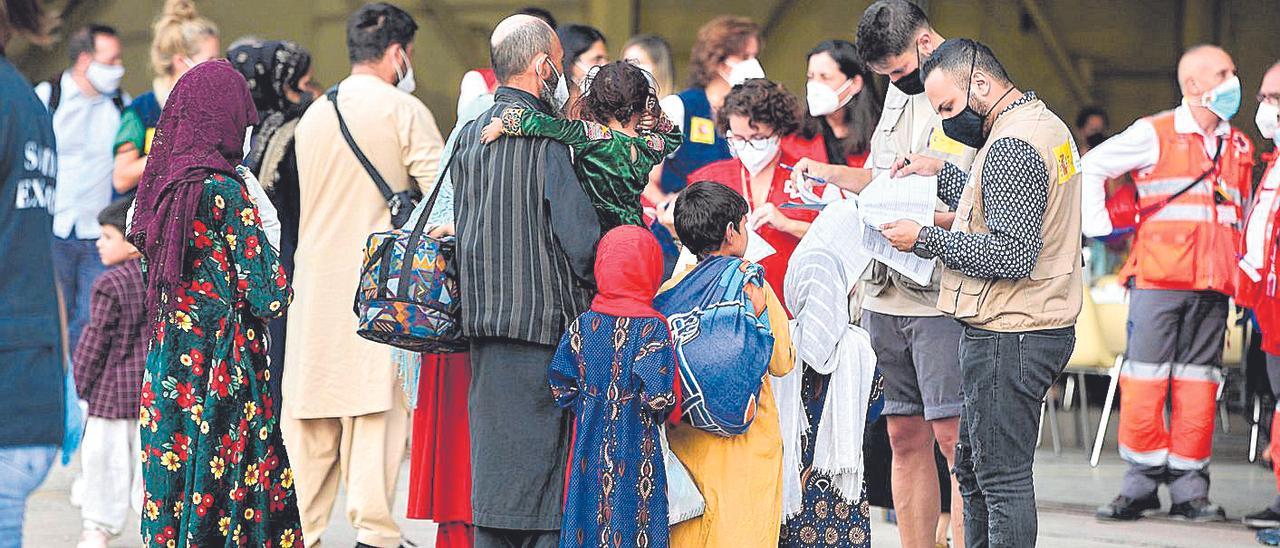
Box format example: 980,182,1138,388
686,79,814,313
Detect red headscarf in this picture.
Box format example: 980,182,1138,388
590,225,665,319
128,59,259,319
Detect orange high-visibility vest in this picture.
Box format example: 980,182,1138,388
1242,156,1280,353
1118,111,1254,295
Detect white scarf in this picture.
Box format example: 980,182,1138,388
776,234,876,521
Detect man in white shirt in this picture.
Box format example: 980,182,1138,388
1086,45,1254,523
34,24,127,352
284,4,443,546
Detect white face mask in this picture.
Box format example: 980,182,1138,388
1256,101,1279,143
395,49,416,93
730,135,781,177
806,78,854,117
723,57,765,87
85,61,124,94
541,57,570,115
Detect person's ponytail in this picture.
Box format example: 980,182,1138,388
150,0,218,79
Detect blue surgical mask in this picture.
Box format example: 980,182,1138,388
1200,74,1241,121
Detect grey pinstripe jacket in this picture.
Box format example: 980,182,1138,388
452,87,599,346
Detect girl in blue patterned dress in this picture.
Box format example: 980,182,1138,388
549,225,678,548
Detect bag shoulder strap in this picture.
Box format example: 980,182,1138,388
1137,137,1225,220
326,85,395,202
46,77,61,114
395,154,454,292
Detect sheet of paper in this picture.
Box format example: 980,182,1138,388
793,200,873,292
857,171,937,228
861,227,935,285
745,229,776,263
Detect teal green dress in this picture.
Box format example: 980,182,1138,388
498,107,683,229
139,174,302,547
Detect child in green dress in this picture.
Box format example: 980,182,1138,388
480,61,683,230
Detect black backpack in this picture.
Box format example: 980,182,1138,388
43,76,125,114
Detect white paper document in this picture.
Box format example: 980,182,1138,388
857,172,937,228
745,229,777,263
793,200,873,290
861,227,935,285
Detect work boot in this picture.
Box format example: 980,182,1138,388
1096,494,1161,521
1169,497,1227,522
1245,507,1280,529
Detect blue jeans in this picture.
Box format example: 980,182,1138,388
0,445,57,548
52,236,105,352
954,326,1075,548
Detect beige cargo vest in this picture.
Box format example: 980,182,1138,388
864,86,975,312
937,97,1083,332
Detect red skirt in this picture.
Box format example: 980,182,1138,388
407,352,473,547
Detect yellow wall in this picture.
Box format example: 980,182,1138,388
9,0,1280,150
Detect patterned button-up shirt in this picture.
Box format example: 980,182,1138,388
73,258,148,419
917,92,1049,279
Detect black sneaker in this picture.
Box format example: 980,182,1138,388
1169,497,1227,522
1245,508,1280,529
1096,494,1161,521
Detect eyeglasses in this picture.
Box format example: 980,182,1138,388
725,132,779,150
1257,93,1280,106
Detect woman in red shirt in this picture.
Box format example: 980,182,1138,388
687,79,814,312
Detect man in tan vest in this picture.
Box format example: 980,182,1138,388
883,38,1083,547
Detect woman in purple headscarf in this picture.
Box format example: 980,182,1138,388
129,59,303,547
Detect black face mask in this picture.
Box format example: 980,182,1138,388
890,46,926,95
941,47,1014,150
943,105,986,149
1085,132,1107,149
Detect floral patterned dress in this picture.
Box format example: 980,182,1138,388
549,313,677,548
778,368,884,548
139,174,302,547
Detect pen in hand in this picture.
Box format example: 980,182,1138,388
778,162,827,185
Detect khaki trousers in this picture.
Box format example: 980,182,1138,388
282,401,410,547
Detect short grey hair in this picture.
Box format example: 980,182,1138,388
490,16,555,83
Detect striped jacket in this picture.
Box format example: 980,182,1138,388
452,87,599,346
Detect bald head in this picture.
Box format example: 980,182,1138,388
1261,61,1280,98
1178,44,1236,98
490,14,559,84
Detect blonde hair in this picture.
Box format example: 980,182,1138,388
150,0,218,78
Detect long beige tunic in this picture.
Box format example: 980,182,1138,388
285,74,443,419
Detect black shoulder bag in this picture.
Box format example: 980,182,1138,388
326,86,422,228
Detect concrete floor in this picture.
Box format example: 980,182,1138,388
22,405,1271,547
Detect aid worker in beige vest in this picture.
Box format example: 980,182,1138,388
881,39,1082,547
787,3,974,544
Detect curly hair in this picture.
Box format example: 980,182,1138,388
576,61,658,126
715,79,802,137
688,16,760,89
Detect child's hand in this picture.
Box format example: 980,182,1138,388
637,113,657,132
480,117,503,144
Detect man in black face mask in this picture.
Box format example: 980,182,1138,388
790,4,974,547
883,38,1084,548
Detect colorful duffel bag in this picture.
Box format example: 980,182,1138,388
354,170,466,353
654,255,775,436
